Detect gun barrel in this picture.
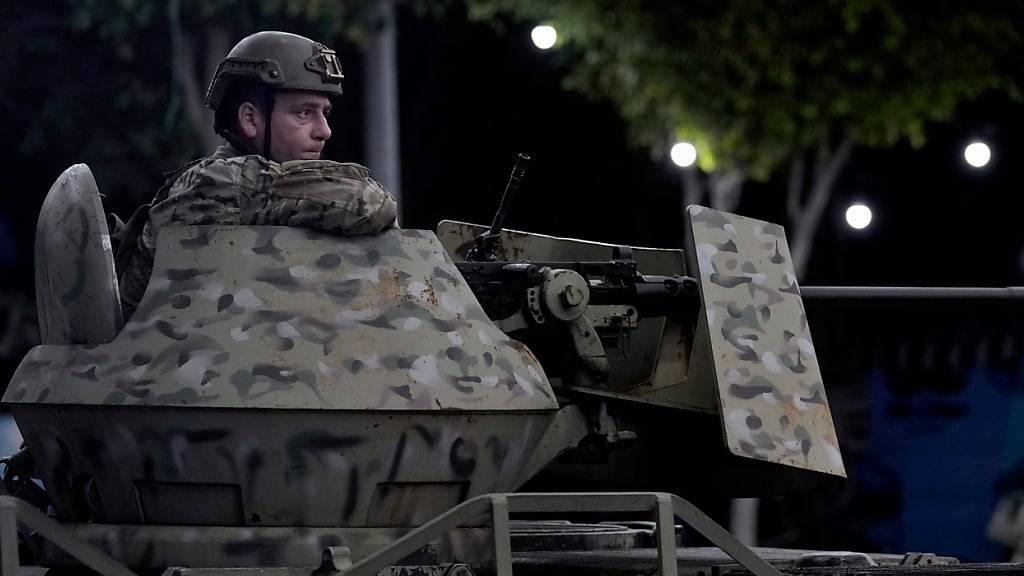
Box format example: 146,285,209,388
800,286,1024,306
488,153,530,236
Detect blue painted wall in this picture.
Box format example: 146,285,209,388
864,365,1024,560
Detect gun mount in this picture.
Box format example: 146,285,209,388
3,164,1024,576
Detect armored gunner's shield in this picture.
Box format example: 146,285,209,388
685,205,844,477
34,164,123,345
6,226,557,527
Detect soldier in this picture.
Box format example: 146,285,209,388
116,30,398,318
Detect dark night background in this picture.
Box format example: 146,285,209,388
1,3,1023,562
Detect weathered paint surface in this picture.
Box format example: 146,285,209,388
687,205,845,477
34,164,122,345
7,226,556,411
5,225,557,527
436,220,687,275
14,405,549,527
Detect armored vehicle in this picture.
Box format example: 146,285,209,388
1,162,1021,576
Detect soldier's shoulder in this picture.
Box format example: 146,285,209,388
279,159,372,181
172,150,270,185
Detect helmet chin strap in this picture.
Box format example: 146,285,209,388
221,129,260,157
262,91,276,160
214,93,276,158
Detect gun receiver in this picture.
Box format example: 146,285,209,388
455,260,700,321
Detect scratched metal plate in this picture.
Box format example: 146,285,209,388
6,226,556,412
686,205,845,477
34,164,122,345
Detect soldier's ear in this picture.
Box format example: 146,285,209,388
237,102,263,139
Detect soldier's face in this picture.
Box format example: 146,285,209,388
267,91,333,161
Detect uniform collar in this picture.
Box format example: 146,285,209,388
213,143,246,159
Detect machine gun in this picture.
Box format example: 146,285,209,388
441,155,1024,495
457,156,701,387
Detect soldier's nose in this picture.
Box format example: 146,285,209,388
313,113,332,141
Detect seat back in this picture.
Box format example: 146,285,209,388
34,164,123,345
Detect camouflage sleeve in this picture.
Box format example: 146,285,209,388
118,250,152,318
149,156,397,238
242,160,398,235
121,156,397,319
147,157,252,234
120,158,244,320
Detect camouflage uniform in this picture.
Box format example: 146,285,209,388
119,144,398,317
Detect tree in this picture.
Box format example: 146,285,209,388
463,0,1022,276
0,0,409,384
0,1,394,208
67,0,384,154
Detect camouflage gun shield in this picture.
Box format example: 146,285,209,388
686,205,845,477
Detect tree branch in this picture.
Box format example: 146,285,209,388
172,28,219,155
682,168,705,209
788,134,854,278
786,153,805,223
205,24,229,83
709,169,745,212
173,32,206,151
809,136,853,217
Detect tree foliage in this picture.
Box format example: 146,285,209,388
465,0,1022,180
0,1,393,207
464,0,1022,275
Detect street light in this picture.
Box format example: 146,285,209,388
964,141,991,168
531,25,557,50
670,142,697,167
845,203,872,230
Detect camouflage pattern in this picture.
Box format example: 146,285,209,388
35,164,122,345
119,145,398,316
685,205,845,477
6,225,557,526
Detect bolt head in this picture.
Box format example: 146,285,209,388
561,284,584,307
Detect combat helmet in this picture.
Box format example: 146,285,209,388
205,30,344,111
205,31,344,156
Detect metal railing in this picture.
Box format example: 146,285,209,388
0,492,782,576
0,496,137,576
341,492,782,576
